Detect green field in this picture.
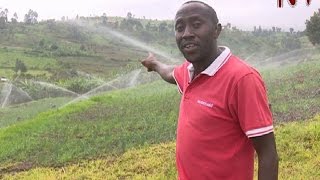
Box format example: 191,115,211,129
0,17,320,179
263,59,320,122
0,97,73,128
0,59,320,179
0,81,179,168
2,116,319,179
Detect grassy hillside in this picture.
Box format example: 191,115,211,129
0,15,319,179
0,22,150,82
263,58,320,121
0,81,179,169
2,115,320,179
0,18,312,113
2,59,318,131
0,19,309,82
0,59,320,179
0,97,73,128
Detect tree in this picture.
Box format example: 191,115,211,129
11,12,18,23
68,24,86,42
24,9,38,24
140,30,153,43
4,8,8,22
120,19,130,30
0,8,8,22
127,12,132,19
305,9,320,45
120,18,142,31
226,23,231,29
159,22,168,32
133,20,143,31
281,37,301,50
289,28,294,34
146,21,151,31
232,26,238,31
14,59,27,74
258,26,262,33
101,13,107,25
0,8,8,28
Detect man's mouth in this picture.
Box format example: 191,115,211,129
182,43,199,52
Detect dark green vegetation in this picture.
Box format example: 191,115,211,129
1,60,320,178
0,81,179,171
264,58,320,122
0,22,147,81
306,8,320,45
0,97,72,128
0,14,306,82
0,9,320,179
3,116,319,179
0,13,308,109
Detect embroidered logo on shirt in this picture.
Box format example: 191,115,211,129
197,100,214,108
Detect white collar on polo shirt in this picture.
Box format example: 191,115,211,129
187,46,231,81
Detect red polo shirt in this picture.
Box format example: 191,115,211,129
173,47,273,180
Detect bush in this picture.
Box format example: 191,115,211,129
306,9,320,45
14,59,28,74
50,44,59,50
58,77,102,94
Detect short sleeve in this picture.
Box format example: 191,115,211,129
173,62,187,94
229,73,273,138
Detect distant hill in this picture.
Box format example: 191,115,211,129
0,16,315,105
0,15,319,179
0,16,310,81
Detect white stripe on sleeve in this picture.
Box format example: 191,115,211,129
172,69,182,94
246,125,274,138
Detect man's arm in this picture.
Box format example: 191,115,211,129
251,133,279,180
141,52,176,84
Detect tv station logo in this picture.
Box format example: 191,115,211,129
278,0,312,7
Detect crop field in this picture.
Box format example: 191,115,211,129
0,16,319,179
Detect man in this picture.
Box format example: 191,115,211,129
141,1,278,180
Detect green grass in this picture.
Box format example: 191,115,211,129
1,143,177,180
0,81,179,168
0,97,73,128
0,23,150,79
0,48,58,70
262,60,320,121
2,115,320,179
0,56,319,178
276,115,320,179
0,48,59,79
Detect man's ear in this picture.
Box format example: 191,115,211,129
214,23,222,39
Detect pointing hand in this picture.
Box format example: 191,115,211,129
141,52,159,72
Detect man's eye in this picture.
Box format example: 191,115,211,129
175,25,184,32
193,22,201,28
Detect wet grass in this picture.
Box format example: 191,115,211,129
0,97,73,128
0,81,179,170
0,59,319,178
263,60,320,122
2,115,320,179
0,48,58,70
276,115,320,179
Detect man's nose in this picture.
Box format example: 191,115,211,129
182,26,194,38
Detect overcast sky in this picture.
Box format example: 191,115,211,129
1,0,320,30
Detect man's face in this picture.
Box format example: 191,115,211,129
174,3,220,63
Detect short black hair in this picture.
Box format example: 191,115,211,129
182,1,219,24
